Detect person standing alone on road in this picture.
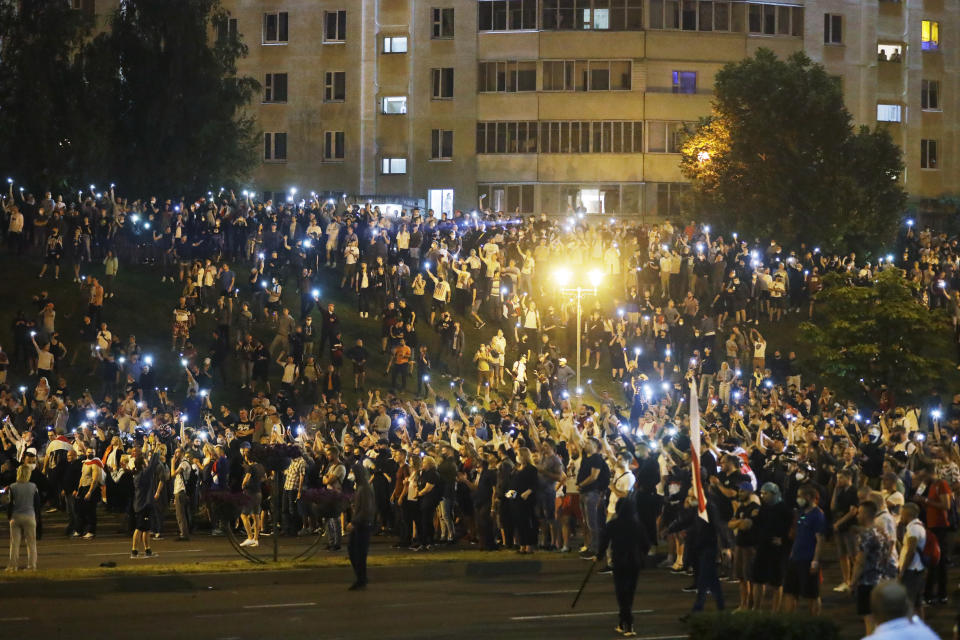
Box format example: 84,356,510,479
6,464,40,571
347,460,376,590
597,498,649,637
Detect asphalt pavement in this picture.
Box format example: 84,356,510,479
0,512,956,639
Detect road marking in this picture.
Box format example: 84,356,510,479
0,617,30,622
510,609,653,621
632,636,685,640
87,549,202,557
243,602,317,610
512,589,578,595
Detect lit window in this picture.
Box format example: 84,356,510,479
381,158,407,174
877,44,902,62
672,71,696,94
383,36,408,53
381,97,407,114
922,20,939,51
876,104,902,122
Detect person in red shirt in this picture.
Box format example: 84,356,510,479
912,463,953,604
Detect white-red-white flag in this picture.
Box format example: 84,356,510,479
689,378,709,522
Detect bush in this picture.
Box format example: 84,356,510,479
688,611,840,640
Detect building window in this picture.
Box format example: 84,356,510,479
747,3,802,37
432,67,455,99
541,60,631,91
324,10,347,43
381,158,408,174
823,14,842,44
921,139,938,169
478,0,538,31
217,17,238,44
922,80,940,110
542,0,643,31
432,8,455,38
876,104,902,122
324,131,344,161
672,71,696,94
478,61,537,92
431,129,454,160
922,20,940,51
428,189,455,216
324,71,346,102
263,11,289,44
264,73,288,103
478,184,536,213
877,43,902,62
383,36,408,53
646,121,687,153
264,132,287,162
381,96,407,114
475,121,648,154
649,0,731,31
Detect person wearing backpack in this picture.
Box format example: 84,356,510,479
897,502,928,617
912,463,953,605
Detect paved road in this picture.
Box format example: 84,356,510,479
0,512,955,638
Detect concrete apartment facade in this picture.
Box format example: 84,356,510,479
87,0,960,217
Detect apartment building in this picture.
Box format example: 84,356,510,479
84,0,960,217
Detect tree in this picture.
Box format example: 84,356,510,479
681,49,905,252
0,1,94,189
799,269,954,401
83,0,259,195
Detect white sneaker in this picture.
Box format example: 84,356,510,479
833,583,850,593
82,532,95,539
248,540,259,547
239,538,253,547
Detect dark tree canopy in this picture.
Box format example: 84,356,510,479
799,269,954,401
0,0,259,195
0,1,94,189
681,49,906,253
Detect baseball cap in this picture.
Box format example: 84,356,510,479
738,481,753,491
239,442,252,450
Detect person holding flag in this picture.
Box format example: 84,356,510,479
680,374,725,622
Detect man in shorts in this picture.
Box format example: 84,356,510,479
782,484,826,614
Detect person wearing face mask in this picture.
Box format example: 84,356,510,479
750,482,790,610
782,485,826,615
75,448,104,539
346,459,376,590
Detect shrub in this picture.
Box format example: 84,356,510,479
688,611,840,640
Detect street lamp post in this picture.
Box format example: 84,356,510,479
555,267,604,396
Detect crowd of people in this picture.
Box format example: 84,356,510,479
0,182,955,637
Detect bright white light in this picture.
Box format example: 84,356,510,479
587,269,603,288
312,289,320,298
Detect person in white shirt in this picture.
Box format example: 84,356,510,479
171,448,193,541
607,451,636,520
862,580,939,640
897,503,927,614
426,269,451,326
